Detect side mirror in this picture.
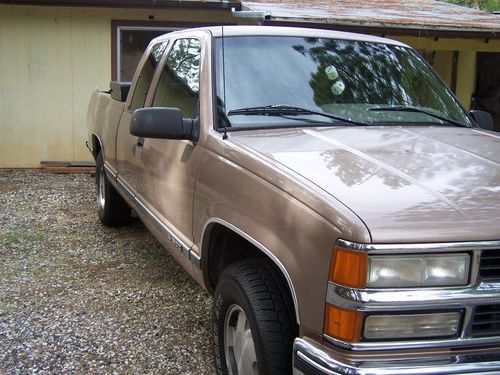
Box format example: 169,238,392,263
470,110,494,131
130,107,198,141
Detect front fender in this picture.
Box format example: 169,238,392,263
192,146,348,335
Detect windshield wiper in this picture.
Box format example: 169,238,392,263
227,104,368,126
369,106,469,127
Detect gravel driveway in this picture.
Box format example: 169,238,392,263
0,170,214,374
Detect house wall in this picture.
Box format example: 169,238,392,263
432,50,454,88
0,4,238,168
391,36,500,110
1,6,499,167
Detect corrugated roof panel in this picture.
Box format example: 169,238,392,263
243,0,500,34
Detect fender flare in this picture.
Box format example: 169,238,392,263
200,217,301,325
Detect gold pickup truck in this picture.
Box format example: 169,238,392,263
87,25,500,375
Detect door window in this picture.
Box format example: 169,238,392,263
129,41,168,111
153,38,201,118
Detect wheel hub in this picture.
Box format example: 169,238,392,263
97,165,106,210
224,304,258,375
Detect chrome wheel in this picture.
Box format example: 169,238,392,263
95,151,130,226
97,164,106,210
224,304,258,375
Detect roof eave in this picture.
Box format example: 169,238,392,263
263,15,500,39
0,0,241,10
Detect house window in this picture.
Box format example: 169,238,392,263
111,21,207,82
116,26,175,82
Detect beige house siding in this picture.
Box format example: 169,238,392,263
1,4,499,167
0,5,234,168
389,36,500,111
432,50,454,88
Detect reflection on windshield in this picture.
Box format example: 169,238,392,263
215,36,470,128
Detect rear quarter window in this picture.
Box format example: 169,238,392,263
129,41,168,111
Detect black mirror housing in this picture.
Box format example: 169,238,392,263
130,107,197,141
470,110,494,131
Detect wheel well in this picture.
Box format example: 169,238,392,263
205,223,261,292
203,223,299,325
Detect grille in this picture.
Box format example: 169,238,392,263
479,249,500,281
471,305,500,337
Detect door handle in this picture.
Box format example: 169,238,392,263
137,137,144,149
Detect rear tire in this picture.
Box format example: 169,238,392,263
95,151,131,226
212,259,296,375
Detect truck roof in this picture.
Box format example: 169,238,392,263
152,25,409,48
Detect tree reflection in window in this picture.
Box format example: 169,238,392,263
153,38,200,118
295,39,465,122
215,36,469,127
150,42,168,65
166,38,200,93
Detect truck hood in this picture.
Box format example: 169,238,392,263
232,126,500,243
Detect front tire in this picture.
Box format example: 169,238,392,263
212,259,296,375
95,151,131,226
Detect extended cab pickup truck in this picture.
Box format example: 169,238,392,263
87,26,500,374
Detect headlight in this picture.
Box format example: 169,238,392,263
329,247,470,288
367,253,470,288
364,312,461,340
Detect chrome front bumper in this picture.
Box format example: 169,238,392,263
293,338,500,375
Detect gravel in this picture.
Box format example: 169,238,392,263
0,169,214,374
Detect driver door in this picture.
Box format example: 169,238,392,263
133,37,204,258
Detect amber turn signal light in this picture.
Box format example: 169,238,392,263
329,247,368,288
324,304,362,342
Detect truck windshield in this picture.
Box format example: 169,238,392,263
215,36,471,129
